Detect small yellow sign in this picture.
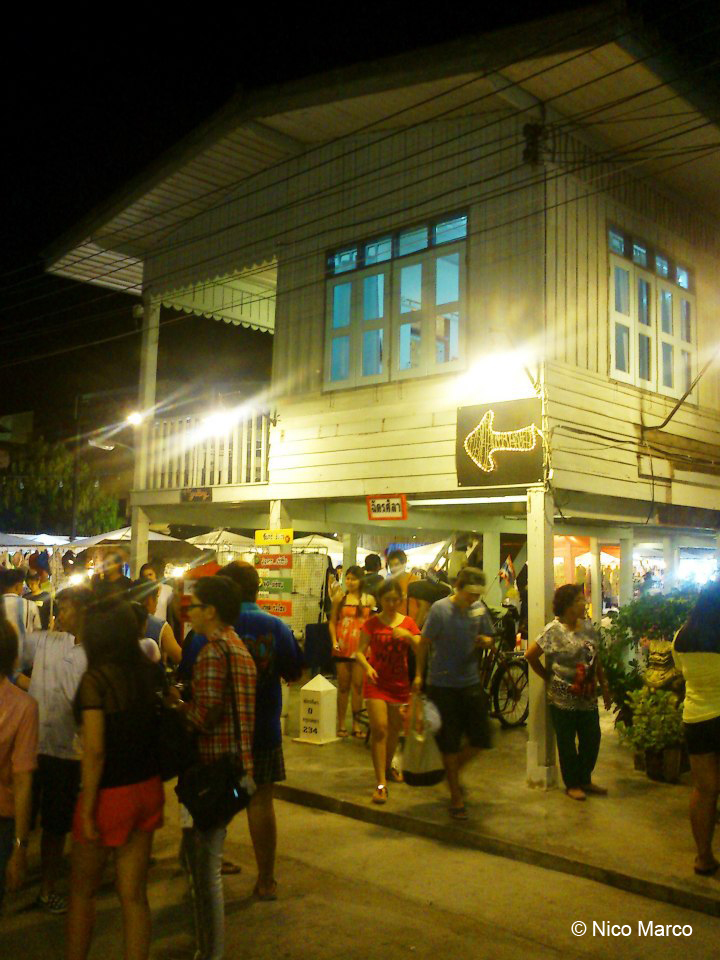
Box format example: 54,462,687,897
255,528,294,547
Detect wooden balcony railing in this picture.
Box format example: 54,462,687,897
143,409,270,490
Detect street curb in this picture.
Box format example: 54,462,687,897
274,783,720,919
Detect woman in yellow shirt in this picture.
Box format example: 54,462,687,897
672,582,720,876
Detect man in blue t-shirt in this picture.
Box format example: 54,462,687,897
417,567,495,821
219,561,303,900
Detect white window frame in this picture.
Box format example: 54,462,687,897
324,231,466,390
609,253,696,401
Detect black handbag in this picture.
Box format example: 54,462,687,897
175,642,255,830
156,697,198,782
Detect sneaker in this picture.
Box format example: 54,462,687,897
36,892,68,915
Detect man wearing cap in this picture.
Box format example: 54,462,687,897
415,567,495,821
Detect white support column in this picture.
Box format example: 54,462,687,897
716,532,720,579
590,537,602,622
619,536,634,606
526,488,556,788
483,530,501,606
663,536,675,593
342,532,358,574
133,296,160,495
130,506,149,577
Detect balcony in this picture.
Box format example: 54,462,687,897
142,408,270,491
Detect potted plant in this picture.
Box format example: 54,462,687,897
616,689,685,782
597,626,644,727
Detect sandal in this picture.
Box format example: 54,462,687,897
694,859,719,877
449,805,469,821
386,767,404,784
253,880,278,901
372,784,388,804
336,729,349,739
566,788,587,801
582,783,608,796
221,860,242,875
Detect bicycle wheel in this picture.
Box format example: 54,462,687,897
492,659,529,727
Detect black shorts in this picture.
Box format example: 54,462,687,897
33,755,81,835
684,716,720,755
426,684,492,755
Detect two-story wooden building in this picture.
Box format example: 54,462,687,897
46,3,720,783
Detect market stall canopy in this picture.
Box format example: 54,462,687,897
293,534,369,567
17,534,70,546
186,529,255,549
404,541,448,569
0,533,46,548
67,526,202,561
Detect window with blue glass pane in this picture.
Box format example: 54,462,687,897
614,266,630,315
331,337,350,381
615,323,630,373
365,238,392,265
399,322,421,370
633,243,648,267
638,334,651,381
434,216,467,245
660,290,672,334
398,226,428,257
681,299,692,342
332,248,357,274
662,342,674,388
362,329,383,376
332,283,352,328
435,312,459,364
637,278,650,325
682,350,692,393
609,227,625,255
655,254,669,278
436,253,459,305
363,275,384,322
400,263,422,313
676,266,690,290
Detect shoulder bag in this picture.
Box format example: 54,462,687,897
175,642,256,830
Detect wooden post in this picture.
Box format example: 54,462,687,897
619,536,634,606
482,530,501,606
526,487,556,787
590,537,602,621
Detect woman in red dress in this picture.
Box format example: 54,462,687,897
329,565,375,739
356,579,422,804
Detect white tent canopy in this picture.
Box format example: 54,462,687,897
66,526,186,551
293,534,369,568
0,533,45,548
404,541,448,569
187,529,254,549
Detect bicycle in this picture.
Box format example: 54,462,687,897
478,604,530,728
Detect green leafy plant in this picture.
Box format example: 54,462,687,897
616,689,684,753
608,592,697,645
597,628,644,724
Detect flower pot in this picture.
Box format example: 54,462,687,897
645,750,665,781
662,746,682,783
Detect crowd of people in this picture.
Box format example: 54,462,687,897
1,542,719,959
0,557,303,960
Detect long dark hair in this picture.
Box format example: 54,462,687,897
675,582,720,653
83,601,146,671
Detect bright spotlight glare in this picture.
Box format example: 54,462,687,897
456,350,538,404
199,406,247,439
170,565,188,578
127,412,143,426
69,572,89,586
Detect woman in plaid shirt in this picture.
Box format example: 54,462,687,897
182,576,257,960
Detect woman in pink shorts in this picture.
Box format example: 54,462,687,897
355,579,421,804
67,602,165,960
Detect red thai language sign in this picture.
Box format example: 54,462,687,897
257,598,293,617
255,554,293,569
366,494,408,521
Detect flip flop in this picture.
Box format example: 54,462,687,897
694,862,719,876
351,729,365,739
386,767,404,784
449,805,469,821
221,860,242,875
336,729,349,739
372,785,388,804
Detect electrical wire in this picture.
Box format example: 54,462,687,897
0,132,717,370
2,1,716,315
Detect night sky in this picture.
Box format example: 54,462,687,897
3,2,719,444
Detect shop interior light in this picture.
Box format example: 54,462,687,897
127,412,144,426
68,572,90,586
406,495,527,506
